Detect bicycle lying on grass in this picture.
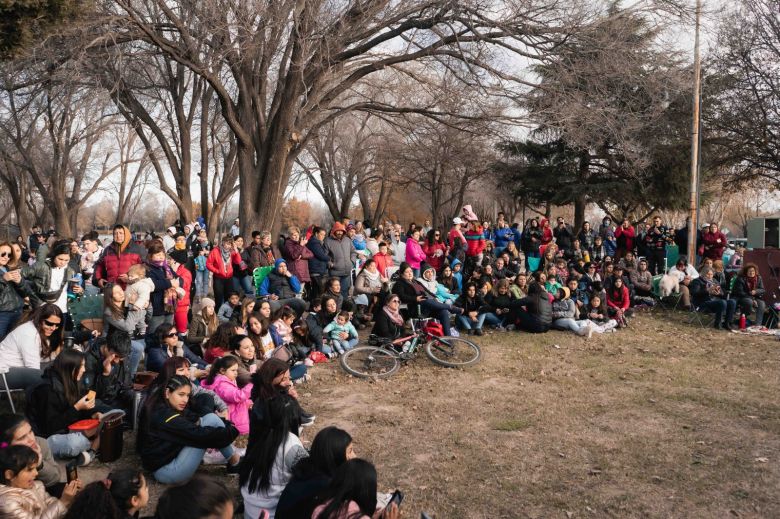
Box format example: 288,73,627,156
339,318,482,379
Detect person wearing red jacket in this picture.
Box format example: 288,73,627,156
169,249,192,335
539,218,553,246
701,223,727,261
93,225,146,289
207,235,235,308
614,219,636,259
606,276,632,327
464,220,486,265
423,229,448,273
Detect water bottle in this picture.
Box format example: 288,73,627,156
739,313,747,330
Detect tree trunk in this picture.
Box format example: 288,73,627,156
573,193,587,231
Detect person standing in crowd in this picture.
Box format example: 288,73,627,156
644,215,672,275
162,227,177,252
404,228,426,277
93,225,146,290
553,217,574,254
231,236,255,297
144,241,182,334
168,249,192,337
79,232,103,296
207,235,235,309
701,223,727,262
325,223,356,301
307,226,331,302
423,229,447,273
0,241,25,340
23,240,82,313
615,218,635,260
282,227,313,292
231,218,241,238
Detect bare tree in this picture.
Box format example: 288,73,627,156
0,71,118,237
101,0,592,235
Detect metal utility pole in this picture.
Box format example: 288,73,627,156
687,0,702,262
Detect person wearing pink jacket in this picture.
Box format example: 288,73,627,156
201,356,253,435
404,229,427,276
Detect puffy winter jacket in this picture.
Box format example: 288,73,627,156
201,374,253,435
92,229,146,288
404,239,427,269
306,237,330,276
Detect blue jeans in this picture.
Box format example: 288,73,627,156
233,275,255,297
700,298,736,326
48,432,91,459
420,300,459,336
552,318,586,333
0,309,22,341
290,363,308,382
153,413,235,484
195,270,209,297
128,339,145,379
338,275,352,300
331,337,359,354
457,314,486,331
482,312,504,328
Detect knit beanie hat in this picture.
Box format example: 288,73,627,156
200,297,215,309
169,249,188,266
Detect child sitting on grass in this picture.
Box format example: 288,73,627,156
201,356,253,435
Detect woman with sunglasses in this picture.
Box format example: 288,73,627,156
0,303,64,390
371,295,404,342
146,323,206,373
137,374,241,484
0,241,25,340
423,229,448,273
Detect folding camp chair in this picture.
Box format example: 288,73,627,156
0,368,22,413
687,305,716,328
252,266,274,293
68,294,105,333
651,274,683,311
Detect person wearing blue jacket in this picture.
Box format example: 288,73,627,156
258,259,307,316
493,222,515,254
146,323,207,372
451,259,463,294
306,227,330,302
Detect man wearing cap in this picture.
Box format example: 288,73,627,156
258,259,307,316
325,222,356,300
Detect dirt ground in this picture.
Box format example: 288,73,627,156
11,310,780,518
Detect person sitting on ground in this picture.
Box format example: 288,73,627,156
148,357,226,417
513,281,552,334
667,257,699,310
231,297,256,329
259,259,307,317
438,264,459,296
201,321,237,365
200,356,254,436
247,312,276,360
62,468,149,519
312,458,400,519
482,278,520,330
585,295,616,330
26,349,103,465
240,395,307,519
454,282,489,336
186,297,217,358
226,333,262,388
629,258,654,301
323,311,359,357
137,375,240,484
218,292,241,324
146,323,206,373
509,272,529,299
551,287,594,337
271,306,297,346
248,359,314,451
691,267,737,331
82,331,133,414
732,263,766,327
606,277,632,328
276,426,356,519
0,445,80,519
0,414,63,497
154,475,235,519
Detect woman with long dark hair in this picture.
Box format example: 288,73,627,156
312,459,399,519
22,240,82,312
240,395,306,519
137,374,240,484
276,427,355,519
144,241,182,335
423,229,447,273
0,303,64,390
0,240,25,340
26,349,101,463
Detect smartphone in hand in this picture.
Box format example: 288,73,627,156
389,489,404,508
66,461,78,483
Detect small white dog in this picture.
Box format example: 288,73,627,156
659,274,680,297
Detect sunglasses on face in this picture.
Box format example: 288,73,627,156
166,332,178,338
43,319,61,328
0,252,9,258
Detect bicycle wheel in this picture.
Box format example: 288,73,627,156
424,336,481,368
340,347,400,379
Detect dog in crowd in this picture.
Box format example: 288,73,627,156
659,273,680,297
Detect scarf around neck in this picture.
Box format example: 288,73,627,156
383,305,404,326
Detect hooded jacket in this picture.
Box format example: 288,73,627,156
259,259,302,298
324,223,357,276
200,374,253,435
92,226,146,289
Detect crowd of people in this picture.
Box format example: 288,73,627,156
0,206,768,518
